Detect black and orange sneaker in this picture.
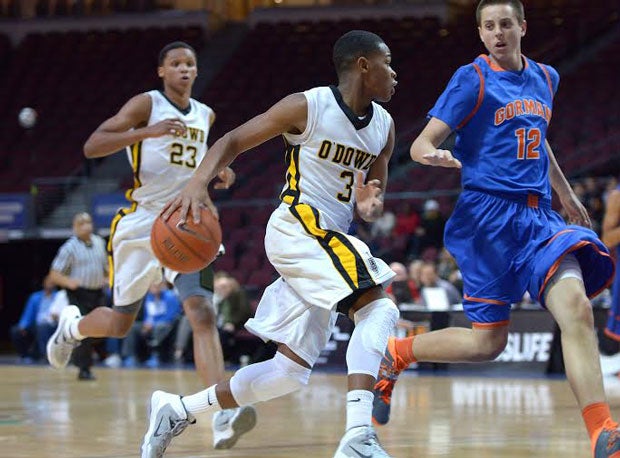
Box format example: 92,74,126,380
594,420,620,457
372,337,409,426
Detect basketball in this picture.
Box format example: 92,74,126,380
150,207,222,273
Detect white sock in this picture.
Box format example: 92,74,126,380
68,318,85,341
182,384,221,416
346,389,374,431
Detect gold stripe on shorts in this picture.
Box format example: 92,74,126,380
290,203,374,291
280,143,301,205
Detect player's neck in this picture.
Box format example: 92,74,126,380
489,52,524,72
335,83,371,117
163,87,191,110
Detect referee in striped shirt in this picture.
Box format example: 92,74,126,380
49,212,108,380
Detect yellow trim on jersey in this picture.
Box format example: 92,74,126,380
292,203,369,290
125,141,143,202
106,202,138,289
280,143,301,205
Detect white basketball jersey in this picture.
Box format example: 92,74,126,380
280,86,393,232
125,90,214,211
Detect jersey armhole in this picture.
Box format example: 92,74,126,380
537,63,555,100
456,64,485,130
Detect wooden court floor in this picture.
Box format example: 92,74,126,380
2,365,620,457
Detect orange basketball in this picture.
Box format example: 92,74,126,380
150,207,222,273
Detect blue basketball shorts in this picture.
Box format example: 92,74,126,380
444,189,614,327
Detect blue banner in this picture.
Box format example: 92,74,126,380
91,193,129,229
0,194,30,230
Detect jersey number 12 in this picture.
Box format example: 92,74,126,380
515,128,541,160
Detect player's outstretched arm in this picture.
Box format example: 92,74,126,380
410,117,461,169
83,94,187,158
602,189,620,249
546,140,591,228
162,93,308,224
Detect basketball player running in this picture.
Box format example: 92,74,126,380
140,30,399,458
371,1,617,456
603,181,620,343
45,41,257,450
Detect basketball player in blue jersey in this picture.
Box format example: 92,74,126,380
140,30,399,458
603,183,620,342
45,41,257,450
371,1,618,457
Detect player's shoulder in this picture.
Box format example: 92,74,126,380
527,57,560,91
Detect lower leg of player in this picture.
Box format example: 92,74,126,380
181,346,311,416
76,306,139,338
183,295,225,386
546,277,617,450
345,295,399,430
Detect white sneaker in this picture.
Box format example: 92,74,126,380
141,390,194,458
212,405,257,449
46,305,81,369
333,425,392,458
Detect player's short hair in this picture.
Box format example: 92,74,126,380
476,0,525,25
332,30,385,77
158,41,196,66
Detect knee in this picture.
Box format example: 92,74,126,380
109,314,135,337
560,291,594,331
183,296,217,329
472,331,508,362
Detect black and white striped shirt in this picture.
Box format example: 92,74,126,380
50,235,108,290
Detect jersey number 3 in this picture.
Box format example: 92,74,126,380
170,143,197,168
515,128,541,160
337,170,354,202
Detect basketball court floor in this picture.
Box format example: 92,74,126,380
1,364,619,457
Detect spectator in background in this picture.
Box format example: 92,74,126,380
436,247,463,293
122,281,182,368
385,262,420,306
393,201,420,238
214,272,253,364
10,275,57,362
48,212,108,380
407,259,423,291
418,261,462,308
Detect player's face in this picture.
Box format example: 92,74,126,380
158,48,197,90
478,4,526,64
366,43,397,103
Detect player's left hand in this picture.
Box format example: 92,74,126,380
214,166,236,189
355,171,383,222
561,193,592,228
161,176,219,224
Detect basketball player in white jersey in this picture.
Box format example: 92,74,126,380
46,41,256,450
141,31,399,458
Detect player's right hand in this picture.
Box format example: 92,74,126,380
422,149,462,168
161,176,219,224
148,118,187,138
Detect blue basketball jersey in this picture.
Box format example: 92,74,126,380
428,55,614,326
429,54,558,198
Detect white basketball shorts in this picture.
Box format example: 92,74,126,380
109,205,180,306
245,203,395,366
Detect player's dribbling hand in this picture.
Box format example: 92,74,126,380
161,176,219,224
148,118,187,138
422,149,462,168
561,193,592,229
355,171,383,222
213,167,236,189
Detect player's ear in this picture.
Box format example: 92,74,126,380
357,56,370,74
520,19,527,37
157,66,164,78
